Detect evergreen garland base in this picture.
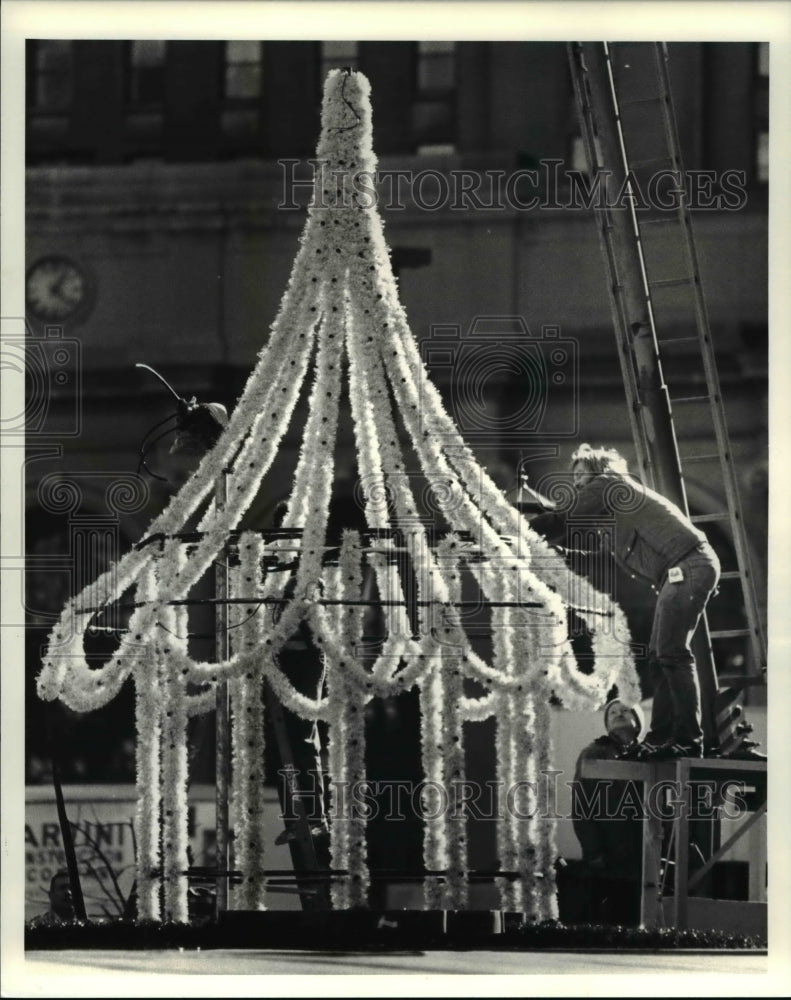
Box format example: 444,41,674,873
25,911,765,952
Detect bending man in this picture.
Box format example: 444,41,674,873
530,444,720,760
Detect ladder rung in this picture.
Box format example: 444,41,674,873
682,454,720,463
710,628,752,639
718,571,743,580
618,95,663,109
690,512,730,524
630,155,672,170
649,276,695,289
640,216,680,226
672,395,710,405
657,336,699,345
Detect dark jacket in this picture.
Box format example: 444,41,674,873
572,735,643,881
530,473,706,587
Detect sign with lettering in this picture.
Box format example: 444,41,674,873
25,785,216,922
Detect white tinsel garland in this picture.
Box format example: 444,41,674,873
324,562,353,909
533,695,560,920
229,533,268,910
346,301,413,680
434,537,468,909
322,544,371,909
134,562,162,922
419,661,446,910
156,539,190,923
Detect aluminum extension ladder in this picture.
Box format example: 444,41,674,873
567,42,766,746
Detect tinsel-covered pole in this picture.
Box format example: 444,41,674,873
134,562,162,922
325,531,370,909
229,533,268,910
436,537,468,910
157,539,190,923
215,476,231,915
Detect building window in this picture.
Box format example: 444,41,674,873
320,41,359,84
412,41,456,154
128,40,166,105
754,42,769,184
224,40,263,99
222,41,263,140
124,41,166,154
29,40,73,112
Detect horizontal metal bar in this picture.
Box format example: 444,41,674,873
182,866,535,880
672,395,710,405
618,95,663,108
137,527,508,550
690,512,729,524
640,216,681,227
629,155,672,170
649,276,694,289
709,628,752,639
264,885,321,895
77,596,549,614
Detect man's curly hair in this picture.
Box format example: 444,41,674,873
570,443,630,477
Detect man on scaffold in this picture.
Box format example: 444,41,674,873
529,444,721,761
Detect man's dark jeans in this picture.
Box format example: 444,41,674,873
647,543,720,747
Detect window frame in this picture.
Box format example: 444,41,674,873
412,41,457,155
27,39,74,115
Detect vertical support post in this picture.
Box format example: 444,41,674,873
51,755,87,921
640,765,664,928
672,760,690,928
215,471,231,914
748,812,767,903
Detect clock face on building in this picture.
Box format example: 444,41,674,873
25,255,91,322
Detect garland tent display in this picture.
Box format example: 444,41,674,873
37,70,640,923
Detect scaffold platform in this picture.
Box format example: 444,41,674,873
580,756,767,936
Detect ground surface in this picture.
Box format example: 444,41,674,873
8,947,772,997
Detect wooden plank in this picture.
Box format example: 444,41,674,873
640,768,666,928
581,757,766,780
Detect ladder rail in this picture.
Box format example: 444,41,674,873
569,42,767,693
567,43,650,487
569,43,721,704
611,41,765,675
650,43,767,672
597,42,724,691
600,41,691,509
